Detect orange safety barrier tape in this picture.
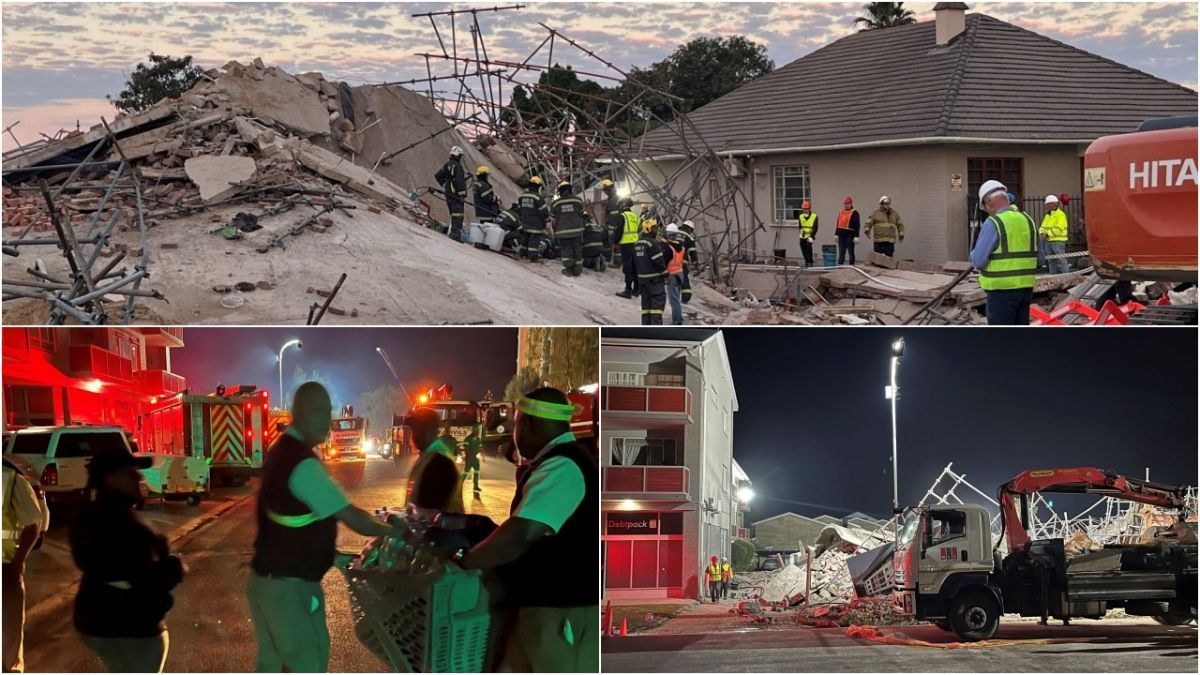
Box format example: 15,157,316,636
844,624,1056,649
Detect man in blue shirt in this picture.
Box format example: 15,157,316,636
970,180,1039,325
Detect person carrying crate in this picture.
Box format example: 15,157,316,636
247,382,401,673
460,387,598,673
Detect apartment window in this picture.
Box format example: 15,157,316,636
27,328,56,352
606,371,646,386
772,165,811,223
4,385,56,427
610,437,681,466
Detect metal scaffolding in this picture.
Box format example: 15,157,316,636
401,5,766,284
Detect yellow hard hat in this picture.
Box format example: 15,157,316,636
558,180,572,190
641,218,657,233
529,176,543,186
601,178,614,188
476,166,490,176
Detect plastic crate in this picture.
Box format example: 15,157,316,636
343,563,490,673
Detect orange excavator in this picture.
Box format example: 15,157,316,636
1035,116,1198,324
894,467,1196,640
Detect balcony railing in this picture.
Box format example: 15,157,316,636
138,369,186,395
67,344,133,382
603,465,690,499
602,385,691,416
138,327,185,347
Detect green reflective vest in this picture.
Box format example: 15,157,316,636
980,208,1038,291
619,211,640,244
1039,209,1068,242
798,213,817,239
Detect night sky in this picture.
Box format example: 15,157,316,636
171,327,518,414
607,328,1198,523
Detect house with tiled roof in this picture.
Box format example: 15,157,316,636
632,3,1197,265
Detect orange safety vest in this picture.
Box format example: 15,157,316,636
666,244,685,276
837,209,854,229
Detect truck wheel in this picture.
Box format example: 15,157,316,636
1153,613,1196,626
949,592,1000,642
932,620,952,632
186,494,201,507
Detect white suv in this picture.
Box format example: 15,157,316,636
5,426,134,503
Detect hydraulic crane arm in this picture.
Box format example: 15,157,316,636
998,467,1188,551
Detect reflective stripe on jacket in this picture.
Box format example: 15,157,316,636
980,208,1038,291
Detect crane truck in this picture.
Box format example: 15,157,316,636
1039,116,1198,324
893,467,1196,641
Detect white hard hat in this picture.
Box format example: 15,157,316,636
449,145,464,157
682,220,694,228
978,179,1007,204
879,195,891,204
1044,194,1059,204
666,223,679,234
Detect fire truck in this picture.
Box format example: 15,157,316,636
323,404,367,461
264,409,292,449
387,385,479,458
139,384,271,487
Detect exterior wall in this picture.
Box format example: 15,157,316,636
600,334,738,600
634,142,1087,265
753,514,827,551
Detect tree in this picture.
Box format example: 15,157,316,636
360,384,406,438
854,2,917,31
664,37,774,113
503,328,598,401
503,366,544,404
731,538,756,573
288,366,343,411
108,53,204,114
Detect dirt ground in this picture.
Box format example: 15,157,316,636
2,198,737,325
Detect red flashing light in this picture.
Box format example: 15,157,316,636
245,403,252,410
262,403,268,411
261,391,268,398
41,464,58,487
246,428,252,437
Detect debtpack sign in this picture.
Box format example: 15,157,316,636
606,513,658,535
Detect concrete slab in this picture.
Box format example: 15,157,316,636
184,155,257,202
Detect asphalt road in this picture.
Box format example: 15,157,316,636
601,621,1199,672
22,455,516,673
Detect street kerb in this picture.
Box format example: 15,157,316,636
24,489,257,630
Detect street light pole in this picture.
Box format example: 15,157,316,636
888,338,905,516
278,339,302,406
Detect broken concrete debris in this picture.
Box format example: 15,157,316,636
185,155,257,202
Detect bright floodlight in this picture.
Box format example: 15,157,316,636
891,337,905,357
737,486,755,504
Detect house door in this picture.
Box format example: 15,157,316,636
965,158,1024,253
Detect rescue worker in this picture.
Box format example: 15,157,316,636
721,557,734,599
704,555,722,603
614,198,640,299
463,426,483,496
248,382,399,672
408,413,466,514
970,180,1039,325
834,196,860,265
462,387,597,673
663,223,687,325
600,178,622,265
864,195,904,257
678,220,698,303
473,166,500,224
633,218,667,325
797,201,818,267
517,177,551,263
3,458,44,673
496,202,522,253
581,215,608,271
551,181,587,277
1040,194,1070,275
434,146,469,241
70,446,184,673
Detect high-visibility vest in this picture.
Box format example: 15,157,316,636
666,243,685,275
798,213,817,239
619,211,640,244
980,208,1038,291
3,468,30,563
706,563,721,582
721,562,733,580
1039,209,1068,242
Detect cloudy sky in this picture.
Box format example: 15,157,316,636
2,1,1196,150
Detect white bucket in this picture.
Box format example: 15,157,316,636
483,224,505,251
468,222,487,245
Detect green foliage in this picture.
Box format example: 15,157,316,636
503,365,544,404
854,2,918,31
108,53,204,115
731,538,756,572
359,384,407,436
664,37,774,113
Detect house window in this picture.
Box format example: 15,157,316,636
4,385,56,427
606,371,646,386
27,328,56,352
967,158,1024,203
610,437,680,466
647,373,684,387
773,165,811,223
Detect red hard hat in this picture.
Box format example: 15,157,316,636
711,555,718,562
843,196,853,205
1059,192,1071,205
801,200,812,209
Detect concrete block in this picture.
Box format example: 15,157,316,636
185,155,257,202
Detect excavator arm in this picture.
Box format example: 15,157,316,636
998,467,1187,551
